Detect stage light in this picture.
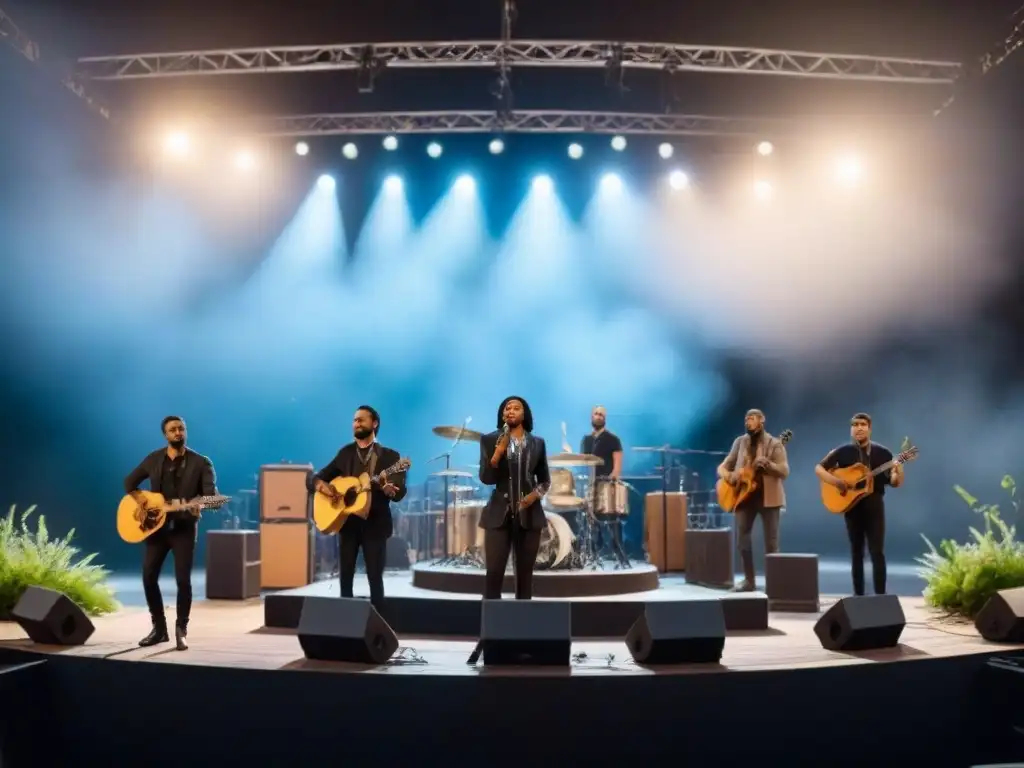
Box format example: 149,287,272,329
382,135,398,151
668,170,689,190
317,174,336,192
658,142,674,159
753,179,774,200
383,174,403,193
568,143,584,160
342,142,358,160
162,131,190,157
756,141,774,156
233,150,256,172
454,174,475,192
427,142,443,158
610,135,627,151
489,138,505,154
532,175,553,193
600,173,623,193
295,141,309,156
835,154,864,184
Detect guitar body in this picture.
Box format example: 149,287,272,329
716,467,758,513
820,464,874,515
313,474,372,534
116,491,172,544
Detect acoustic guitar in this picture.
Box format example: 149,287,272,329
313,457,412,534
116,491,231,544
716,429,793,513
819,445,919,515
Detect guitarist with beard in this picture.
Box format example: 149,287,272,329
124,415,219,651
309,405,407,609
716,409,790,592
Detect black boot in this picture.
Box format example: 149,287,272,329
139,622,169,647
175,622,188,651
731,550,756,592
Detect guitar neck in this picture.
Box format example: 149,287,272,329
870,458,901,477
373,461,408,483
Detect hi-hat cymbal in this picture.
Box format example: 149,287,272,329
548,453,603,467
432,469,473,478
433,425,484,442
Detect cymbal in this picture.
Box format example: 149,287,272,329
432,469,473,478
447,484,477,493
433,425,483,442
548,453,603,467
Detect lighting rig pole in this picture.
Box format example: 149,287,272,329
492,0,516,125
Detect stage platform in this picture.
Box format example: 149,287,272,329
2,595,1024,765
263,569,771,635
410,560,661,596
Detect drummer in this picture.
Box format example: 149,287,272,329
579,406,623,480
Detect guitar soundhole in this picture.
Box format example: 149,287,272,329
343,488,359,506
134,508,159,531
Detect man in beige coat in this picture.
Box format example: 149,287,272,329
716,409,790,592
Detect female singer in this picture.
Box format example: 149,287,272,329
477,396,552,600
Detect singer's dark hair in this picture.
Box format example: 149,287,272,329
161,415,184,433
496,396,534,433
357,405,381,434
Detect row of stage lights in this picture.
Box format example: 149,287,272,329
161,130,865,197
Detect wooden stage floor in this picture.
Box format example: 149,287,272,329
1,595,1015,677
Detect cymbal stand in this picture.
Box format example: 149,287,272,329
430,417,472,566
582,465,600,569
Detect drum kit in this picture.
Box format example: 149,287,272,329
426,423,633,572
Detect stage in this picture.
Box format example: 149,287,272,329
2,583,1024,765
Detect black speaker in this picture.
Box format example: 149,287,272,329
814,595,905,651
11,587,95,646
975,587,1024,642
297,597,399,664
625,600,726,664
480,599,571,666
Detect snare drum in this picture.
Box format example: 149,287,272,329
595,480,629,517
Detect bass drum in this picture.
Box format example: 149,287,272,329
535,511,575,570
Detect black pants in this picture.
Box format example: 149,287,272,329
484,521,542,600
594,519,629,565
844,495,886,596
142,522,196,629
339,522,388,610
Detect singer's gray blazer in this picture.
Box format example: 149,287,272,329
478,431,551,531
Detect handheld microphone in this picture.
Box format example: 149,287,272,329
502,422,510,435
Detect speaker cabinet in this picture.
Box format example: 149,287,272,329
814,595,905,651
206,530,261,600
626,600,726,664
297,597,399,665
644,491,687,572
480,600,571,666
259,464,314,522
975,587,1024,642
12,587,95,646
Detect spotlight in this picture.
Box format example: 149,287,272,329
568,143,584,160
753,180,774,200
427,142,443,158
317,174,336,192
382,135,398,151
756,141,774,156
835,154,864,184
454,174,475,192
658,142,674,159
489,138,505,155
233,150,256,172
342,143,358,160
295,141,309,156
668,170,689,190
600,173,623,193
610,135,627,151
162,131,190,157
383,174,403,193
532,175,553,193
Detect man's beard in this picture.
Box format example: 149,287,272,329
592,420,604,430
168,439,185,450
746,427,762,439
354,428,373,440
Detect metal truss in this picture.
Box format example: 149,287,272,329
76,40,962,85
242,110,799,138
1,5,110,119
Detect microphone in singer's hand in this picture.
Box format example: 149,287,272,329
502,422,510,436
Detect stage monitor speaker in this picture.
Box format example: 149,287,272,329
297,597,399,665
975,587,1024,643
480,599,571,666
11,586,95,646
814,595,905,652
625,600,726,664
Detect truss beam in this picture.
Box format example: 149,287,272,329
76,40,961,85
242,110,809,138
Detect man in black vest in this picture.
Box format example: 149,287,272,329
309,405,407,609
124,415,218,651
